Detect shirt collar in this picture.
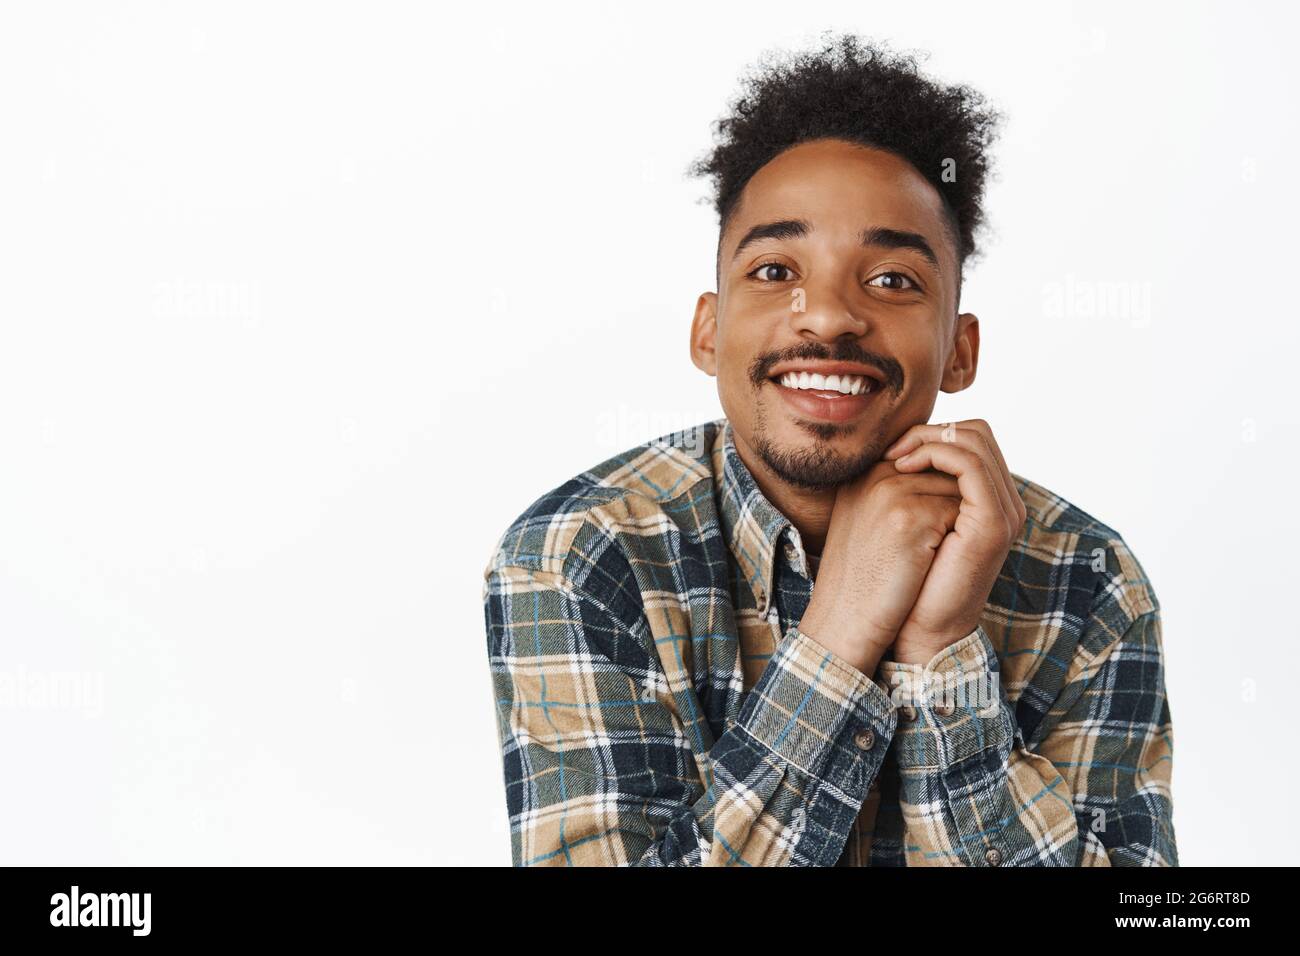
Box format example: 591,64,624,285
713,420,794,615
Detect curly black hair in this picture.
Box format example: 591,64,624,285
687,33,1003,291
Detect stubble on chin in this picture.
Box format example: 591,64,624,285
750,403,889,492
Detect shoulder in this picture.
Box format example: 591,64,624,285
1011,472,1159,636
483,420,724,596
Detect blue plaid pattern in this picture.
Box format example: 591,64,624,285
483,419,1176,866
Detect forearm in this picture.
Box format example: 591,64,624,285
890,699,1083,867
629,629,894,865
487,562,899,866
880,622,1175,867
882,628,1076,865
682,626,895,866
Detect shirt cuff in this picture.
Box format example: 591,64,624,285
735,625,897,795
874,625,1015,772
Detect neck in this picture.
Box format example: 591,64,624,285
731,433,836,558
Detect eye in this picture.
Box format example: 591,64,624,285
867,271,918,291
747,261,796,282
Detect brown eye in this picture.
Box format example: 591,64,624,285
867,272,917,291
749,262,795,282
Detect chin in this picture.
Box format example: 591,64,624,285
753,424,884,491
787,416,866,444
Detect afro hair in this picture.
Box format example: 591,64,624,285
687,33,1003,289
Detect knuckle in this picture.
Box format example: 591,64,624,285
876,473,910,495
884,503,920,533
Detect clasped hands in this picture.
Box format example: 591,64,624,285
798,418,1027,674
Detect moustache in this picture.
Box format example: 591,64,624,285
747,341,904,395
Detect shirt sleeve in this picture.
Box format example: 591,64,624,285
877,611,1177,867
484,564,898,866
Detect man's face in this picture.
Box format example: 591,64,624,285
691,137,977,491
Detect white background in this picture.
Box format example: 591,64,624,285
1,1,1296,866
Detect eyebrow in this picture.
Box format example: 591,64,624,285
730,218,940,269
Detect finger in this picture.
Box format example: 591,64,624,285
887,470,961,499
844,466,960,510
883,422,949,459
889,425,1019,534
907,494,963,543
956,419,1027,529
945,426,1020,534
888,420,1023,532
892,441,1007,533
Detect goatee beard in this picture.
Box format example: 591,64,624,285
752,409,889,491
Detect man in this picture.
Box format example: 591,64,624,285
481,34,1177,866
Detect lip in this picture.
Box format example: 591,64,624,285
766,360,888,385
770,374,884,424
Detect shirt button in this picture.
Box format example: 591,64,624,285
853,728,876,751
933,701,955,717
898,703,917,722
984,846,1003,866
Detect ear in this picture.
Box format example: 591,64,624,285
690,291,719,376
940,312,979,393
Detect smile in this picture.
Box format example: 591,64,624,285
766,363,887,424
776,370,875,395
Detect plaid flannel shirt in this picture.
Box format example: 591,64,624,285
482,419,1177,866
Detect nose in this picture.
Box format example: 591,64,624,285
788,280,869,341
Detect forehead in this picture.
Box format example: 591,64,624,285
724,139,956,265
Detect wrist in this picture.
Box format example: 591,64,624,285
798,601,893,676
893,622,980,667
890,643,943,667
802,627,888,677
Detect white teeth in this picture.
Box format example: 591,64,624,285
777,371,873,394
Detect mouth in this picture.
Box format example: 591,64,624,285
765,364,887,425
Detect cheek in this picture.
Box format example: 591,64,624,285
715,365,754,426
901,334,949,390
892,343,946,421
713,342,767,428
714,327,756,388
